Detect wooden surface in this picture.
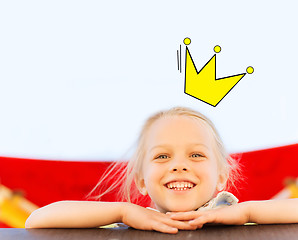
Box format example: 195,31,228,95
1,224,298,240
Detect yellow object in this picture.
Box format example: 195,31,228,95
184,46,246,107
99,223,120,228
0,184,38,228
271,178,298,200
246,66,254,74
287,183,298,198
183,37,191,45
214,45,221,53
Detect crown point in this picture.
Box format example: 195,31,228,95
246,66,254,74
214,45,221,53
184,37,191,45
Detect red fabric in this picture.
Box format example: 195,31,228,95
0,143,297,227
233,143,298,202
0,159,113,207
0,222,10,228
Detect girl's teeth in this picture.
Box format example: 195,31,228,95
166,181,194,190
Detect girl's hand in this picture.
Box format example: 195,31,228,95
121,203,197,234
168,203,250,229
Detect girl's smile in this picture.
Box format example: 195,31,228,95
164,180,196,191
164,180,197,195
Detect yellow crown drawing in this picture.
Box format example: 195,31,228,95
182,38,253,107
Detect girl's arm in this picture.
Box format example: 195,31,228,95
246,198,298,224
25,201,196,233
168,199,298,227
25,201,125,228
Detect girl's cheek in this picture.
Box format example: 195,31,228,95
144,163,160,175
148,165,167,179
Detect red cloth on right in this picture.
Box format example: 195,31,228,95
230,144,298,202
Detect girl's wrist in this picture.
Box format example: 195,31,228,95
119,202,132,223
239,201,252,223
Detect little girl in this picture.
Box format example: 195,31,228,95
25,107,298,234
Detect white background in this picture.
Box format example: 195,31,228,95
0,0,297,160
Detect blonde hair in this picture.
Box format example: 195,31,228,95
87,107,240,203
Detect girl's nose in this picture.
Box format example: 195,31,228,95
172,167,188,172
171,159,189,172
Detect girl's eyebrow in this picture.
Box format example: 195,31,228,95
189,143,210,150
149,143,209,152
149,144,171,152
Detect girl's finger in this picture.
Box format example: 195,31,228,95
163,218,197,230
169,211,200,221
189,213,216,226
151,221,178,234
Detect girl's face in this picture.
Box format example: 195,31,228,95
137,116,225,213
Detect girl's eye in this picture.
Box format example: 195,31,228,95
191,153,204,158
156,154,169,159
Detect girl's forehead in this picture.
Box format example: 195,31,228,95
145,115,214,145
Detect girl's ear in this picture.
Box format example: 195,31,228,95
134,175,148,196
217,171,228,192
